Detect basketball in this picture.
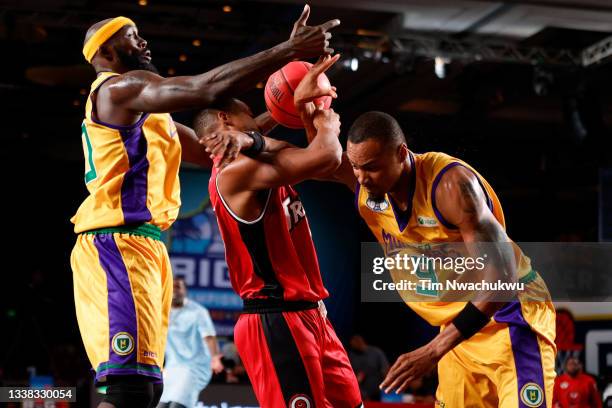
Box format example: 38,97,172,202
264,61,333,129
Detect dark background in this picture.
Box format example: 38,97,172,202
1,0,611,394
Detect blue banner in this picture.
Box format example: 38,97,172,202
163,168,242,336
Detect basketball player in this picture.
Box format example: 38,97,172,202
193,55,363,408
339,112,556,408
70,9,340,408
206,111,557,407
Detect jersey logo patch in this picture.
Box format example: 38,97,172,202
289,394,312,408
112,332,135,356
366,197,389,212
417,215,438,227
520,382,544,407
283,196,306,231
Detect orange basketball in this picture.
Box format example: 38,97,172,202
264,61,332,129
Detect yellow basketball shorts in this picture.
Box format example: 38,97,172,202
70,225,172,383
436,302,556,408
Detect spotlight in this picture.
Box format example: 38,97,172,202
223,5,232,13
434,56,450,79
167,68,176,76
179,54,187,62
192,39,201,47
350,57,359,72
138,0,147,6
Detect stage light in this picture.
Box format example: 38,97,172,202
167,68,176,76
138,0,147,6
223,5,232,13
350,58,359,72
179,54,187,62
192,39,202,47
434,56,449,79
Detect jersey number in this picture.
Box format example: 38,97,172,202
415,257,439,297
82,123,97,183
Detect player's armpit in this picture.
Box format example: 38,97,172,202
175,122,212,168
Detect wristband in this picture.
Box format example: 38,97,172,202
243,131,265,157
452,302,490,339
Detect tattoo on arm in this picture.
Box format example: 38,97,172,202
459,180,479,214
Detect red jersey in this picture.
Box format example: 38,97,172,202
209,167,329,302
553,373,602,408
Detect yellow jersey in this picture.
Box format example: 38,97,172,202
71,72,182,233
357,152,553,342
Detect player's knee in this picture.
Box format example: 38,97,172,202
103,375,157,408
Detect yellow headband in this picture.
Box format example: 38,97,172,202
83,16,136,63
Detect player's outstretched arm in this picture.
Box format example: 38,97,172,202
380,166,517,395
107,6,340,114
218,106,342,192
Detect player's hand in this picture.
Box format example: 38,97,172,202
288,5,340,58
294,54,339,108
312,106,340,135
380,344,439,394
199,130,252,168
211,354,224,374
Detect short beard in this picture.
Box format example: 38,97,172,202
116,48,159,74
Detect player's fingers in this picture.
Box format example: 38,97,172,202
294,4,310,27
324,32,332,40
320,53,340,72
206,138,225,155
385,371,411,394
318,18,341,32
200,135,218,148
310,54,331,74
210,139,229,157
396,376,415,395
324,46,335,55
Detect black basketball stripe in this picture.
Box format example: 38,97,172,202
260,312,314,405
237,220,284,299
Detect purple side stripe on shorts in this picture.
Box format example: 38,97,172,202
496,302,547,408
93,234,138,370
